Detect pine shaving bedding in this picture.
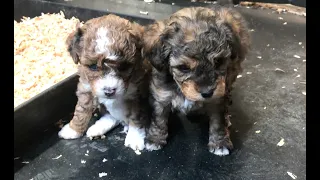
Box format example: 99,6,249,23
14,11,83,108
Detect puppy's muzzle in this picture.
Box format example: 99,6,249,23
200,88,214,98
103,87,116,97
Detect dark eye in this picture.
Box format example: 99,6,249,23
176,64,191,73
88,64,98,71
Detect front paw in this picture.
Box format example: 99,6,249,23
86,124,107,138
58,123,82,139
208,138,233,156
124,127,146,151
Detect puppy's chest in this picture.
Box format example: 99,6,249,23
98,98,129,122
171,96,202,114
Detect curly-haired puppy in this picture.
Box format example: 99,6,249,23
143,6,251,155
58,14,151,151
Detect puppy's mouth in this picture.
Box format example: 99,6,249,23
180,77,226,101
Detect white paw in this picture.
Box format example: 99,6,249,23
210,147,230,156
124,127,146,151
58,123,82,139
86,115,119,138
145,143,162,151
120,125,129,134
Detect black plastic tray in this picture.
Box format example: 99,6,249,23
14,0,306,179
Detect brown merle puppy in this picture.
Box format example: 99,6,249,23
58,14,151,151
143,6,251,155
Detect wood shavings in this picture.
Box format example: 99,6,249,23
237,75,242,78
144,0,154,2
134,150,142,155
81,160,86,164
293,55,301,58
250,29,255,32
282,86,285,89
293,82,295,85
300,81,306,85
272,48,275,50
283,22,287,25
14,157,20,160
255,130,261,133
99,172,108,178
275,68,285,73
302,59,306,62
102,158,108,162
287,172,297,179
298,42,302,45
89,137,93,140
264,107,267,109
86,150,89,154
172,2,175,5
267,44,270,47
278,17,283,20
277,138,285,146
52,155,62,160
22,161,29,164
257,56,262,59
139,11,149,15
302,91,306,95
296,75,300,78
246,72,252,75
101,135,106,139
253,122,257,125
85,154,89,156
14,12,81,108
293,69,298,72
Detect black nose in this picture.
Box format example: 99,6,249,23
201,89,214,98
103,88,116,97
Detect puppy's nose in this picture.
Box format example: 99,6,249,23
103,87,116,97
201,89,214,98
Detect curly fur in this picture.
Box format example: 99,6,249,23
143,6,251,155
58,14,151,151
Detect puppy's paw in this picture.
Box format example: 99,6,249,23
58,123,82,139
124,127,146,151
145,142,162,151
86,115,119,138
208,138,233,156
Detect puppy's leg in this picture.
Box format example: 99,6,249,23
58,83,94,139
145,101,171,151
86,114,120,138
207,102,233,156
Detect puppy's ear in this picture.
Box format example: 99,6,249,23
66,25,83,64
142,21,180,71
128,22,144,39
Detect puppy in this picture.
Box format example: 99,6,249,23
143,6,251,156
58,14,151,151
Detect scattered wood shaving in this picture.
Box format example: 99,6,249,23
272,48,275,50
296,75,300,78
302,59,306,62
14,12,81,108
22,161,29,164
264,107,267,109
237,75,242,78
257,56,262,59
277,138,285,146
302,46,304,48
81,160,86,164
144,0,154,2
99,172,108,178
85,154,89,156
250,29,255,32
52,155,62,160
300,81,306,84
235,130,239,133
283,22,287,25
172,2,175,5
14,157,20,160
89,137,93,140
86,150,89,154
302,91,306,95
139,11,149,15
282,86,285,89
246,72,252,75
275,68,285,73
254,122,257,125
287,172,297,179
267,44,270,47
293,82,295,85
135,150,142,155
293,55,301,58
101,135,106,139
278,17,283,20
298,42,302,45
294,69,297,72
102,158,108,162
255,130,261,133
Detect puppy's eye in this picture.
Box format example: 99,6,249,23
176,65,191,73
88,64,98,71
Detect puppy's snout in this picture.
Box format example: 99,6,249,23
103,87,116,97
200,88,214,98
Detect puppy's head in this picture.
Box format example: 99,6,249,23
143,7,249,102
66,14,144,99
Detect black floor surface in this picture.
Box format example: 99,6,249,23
14,6,306,180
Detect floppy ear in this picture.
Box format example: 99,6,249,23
142,21,175,72
66,25,83,64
